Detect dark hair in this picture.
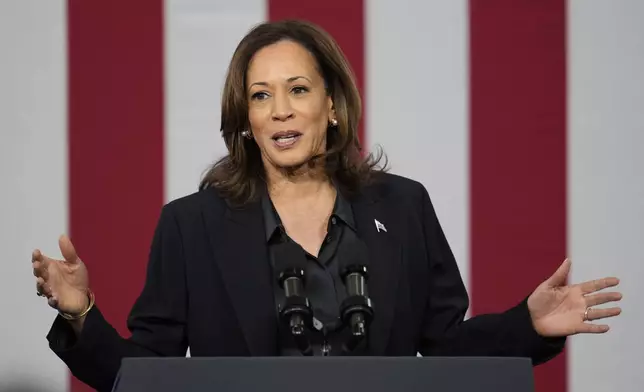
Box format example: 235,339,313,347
199,19,387,205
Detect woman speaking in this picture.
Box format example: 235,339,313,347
32,19,622,392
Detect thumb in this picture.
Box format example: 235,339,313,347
547,258,571,287
58,234,80,264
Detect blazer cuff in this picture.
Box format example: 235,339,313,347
507,297,566,365
47,305,109,361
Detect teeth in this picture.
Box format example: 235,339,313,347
277,136,296,141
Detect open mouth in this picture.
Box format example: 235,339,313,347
271,130,302,148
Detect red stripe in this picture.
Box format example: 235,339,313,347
468,1,567,392
67,1,164,390
268,0,366,146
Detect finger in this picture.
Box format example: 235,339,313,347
36,281,44,296
585,291,623,307
547,258,571,287
587,306,622,321
59,235,80,264
579,277,620,294
32,259,50,281
36,277,52,297
47,296,58,309
33,261,49,280
32,260,41,277
577,323,610,334
32,249,50,273
32,249,43,263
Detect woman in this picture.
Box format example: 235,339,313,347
32,19,622,392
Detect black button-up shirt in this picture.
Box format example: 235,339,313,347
261,187,363,356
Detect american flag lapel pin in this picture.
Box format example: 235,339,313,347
374,219,387,233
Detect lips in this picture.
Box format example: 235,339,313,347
271,130,302,149
271,130,302,140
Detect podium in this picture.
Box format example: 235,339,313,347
111,356,534,392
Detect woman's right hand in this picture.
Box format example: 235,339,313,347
32,235,90,318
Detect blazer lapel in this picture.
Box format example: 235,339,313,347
351,191,403,355
202,195,277,356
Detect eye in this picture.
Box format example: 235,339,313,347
291,86,309,95
251,91,269,101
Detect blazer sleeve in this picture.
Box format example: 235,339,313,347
416,184,565,364
46,203,188,392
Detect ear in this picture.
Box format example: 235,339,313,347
326,95,336,122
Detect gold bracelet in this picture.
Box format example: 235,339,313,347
59,289,95,321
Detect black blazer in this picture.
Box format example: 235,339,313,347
47,172,564,392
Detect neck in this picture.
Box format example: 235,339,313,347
265,162,333,202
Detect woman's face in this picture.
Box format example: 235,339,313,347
246,40,335,173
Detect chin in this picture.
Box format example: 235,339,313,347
269,150,317,171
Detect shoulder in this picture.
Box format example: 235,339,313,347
160,187,228,222
361,171,430,207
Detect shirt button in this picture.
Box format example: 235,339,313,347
331,217,337,225
326,235,332,243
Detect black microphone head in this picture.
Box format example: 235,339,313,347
272,241,308,284
338,238,370,279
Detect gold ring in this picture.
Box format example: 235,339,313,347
584,307,591,321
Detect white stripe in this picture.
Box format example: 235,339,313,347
165,0,266,359
164,0,267,203
0,1,69,391
366,0,470,292
568,1,644,391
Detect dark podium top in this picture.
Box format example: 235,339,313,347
112,356,534,392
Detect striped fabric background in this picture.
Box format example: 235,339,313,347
2,1,642,391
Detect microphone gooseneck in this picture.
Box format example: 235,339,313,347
273,242,314,356
339,240,374,353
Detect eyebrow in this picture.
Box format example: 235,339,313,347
249,76,312,89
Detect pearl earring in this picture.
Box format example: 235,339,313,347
330,118,338,127
241,130,252,139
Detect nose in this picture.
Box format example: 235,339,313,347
271,91,294,122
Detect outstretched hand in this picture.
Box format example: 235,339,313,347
527,259,622,337
32,235,90,316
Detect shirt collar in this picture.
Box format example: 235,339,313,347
260,183,356,242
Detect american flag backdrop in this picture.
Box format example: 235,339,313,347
1,1,642,391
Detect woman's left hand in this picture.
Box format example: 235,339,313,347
527,259,622,337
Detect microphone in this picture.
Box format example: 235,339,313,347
339,239,374,353
273,241,314,356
